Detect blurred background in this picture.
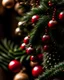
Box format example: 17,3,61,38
0,0,21,44
0,0,18,80
0,0,35,80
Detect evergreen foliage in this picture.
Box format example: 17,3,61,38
1,0,64,80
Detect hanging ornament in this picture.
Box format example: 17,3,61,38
13,71,29,80
42,34,50,43
48,19,57,28
23,36,30,44
18,21,25,27
59,11,64,20
2,0,14,9
8,60,21,73
43,45,49,51
20,43,26,50
26,47,34,54
14,2,31,15
32,65,44,77
31,15,39,23
14,2,24,15
14,2,20,11
15,27,22,36
30,61,38,67
17,8,24,16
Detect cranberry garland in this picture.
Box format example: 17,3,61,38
46,0,64,69
31,15,40,23
19,1,64,78
7,0,64,79
48,7,57,28
20,43,26,50
23,36,30,44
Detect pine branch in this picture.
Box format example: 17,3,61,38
1,39,9,50
39,62,64,80
0,39,18,70
0,39,14,54
26,55,30,61
29,16,50,45
20,55,27,63
0,51,11,60
14,50,25,56
0,38,31,71
0,63,8,71
0,56,9,63
20,4,48,22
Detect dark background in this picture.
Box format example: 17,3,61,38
0,1,20,80
0,0,21,44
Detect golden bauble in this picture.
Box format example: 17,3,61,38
14,2,20,11
2,0,14,9
15,27,22,36
14,2,24,11
13,72,29,80
30,61,38,67
18,21,25,27
17,8,24,15
14,2,24,15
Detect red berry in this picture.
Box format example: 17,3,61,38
42,34,50,43
32,65,44,77
48,20,57,28
20,43,26,50
37,54,43,61
31,15,39,23
23,36,30,44
59,11,64,20
26,47,33,54
8,60,21,73
30,56,37,61
48,1,53,6
43,45,49,51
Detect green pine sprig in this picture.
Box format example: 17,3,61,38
29,16,50,45
0,39,31,71
17,3,48,22
38,62,64,80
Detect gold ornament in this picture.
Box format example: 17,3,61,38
14,2,24,15
13,71,29,80
30,61,38,67
18,21,25,27
15,27,22,36
14,2,20,11
17,8,24,15
2,0,14,9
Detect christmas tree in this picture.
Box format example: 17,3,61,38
1,0,64,80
